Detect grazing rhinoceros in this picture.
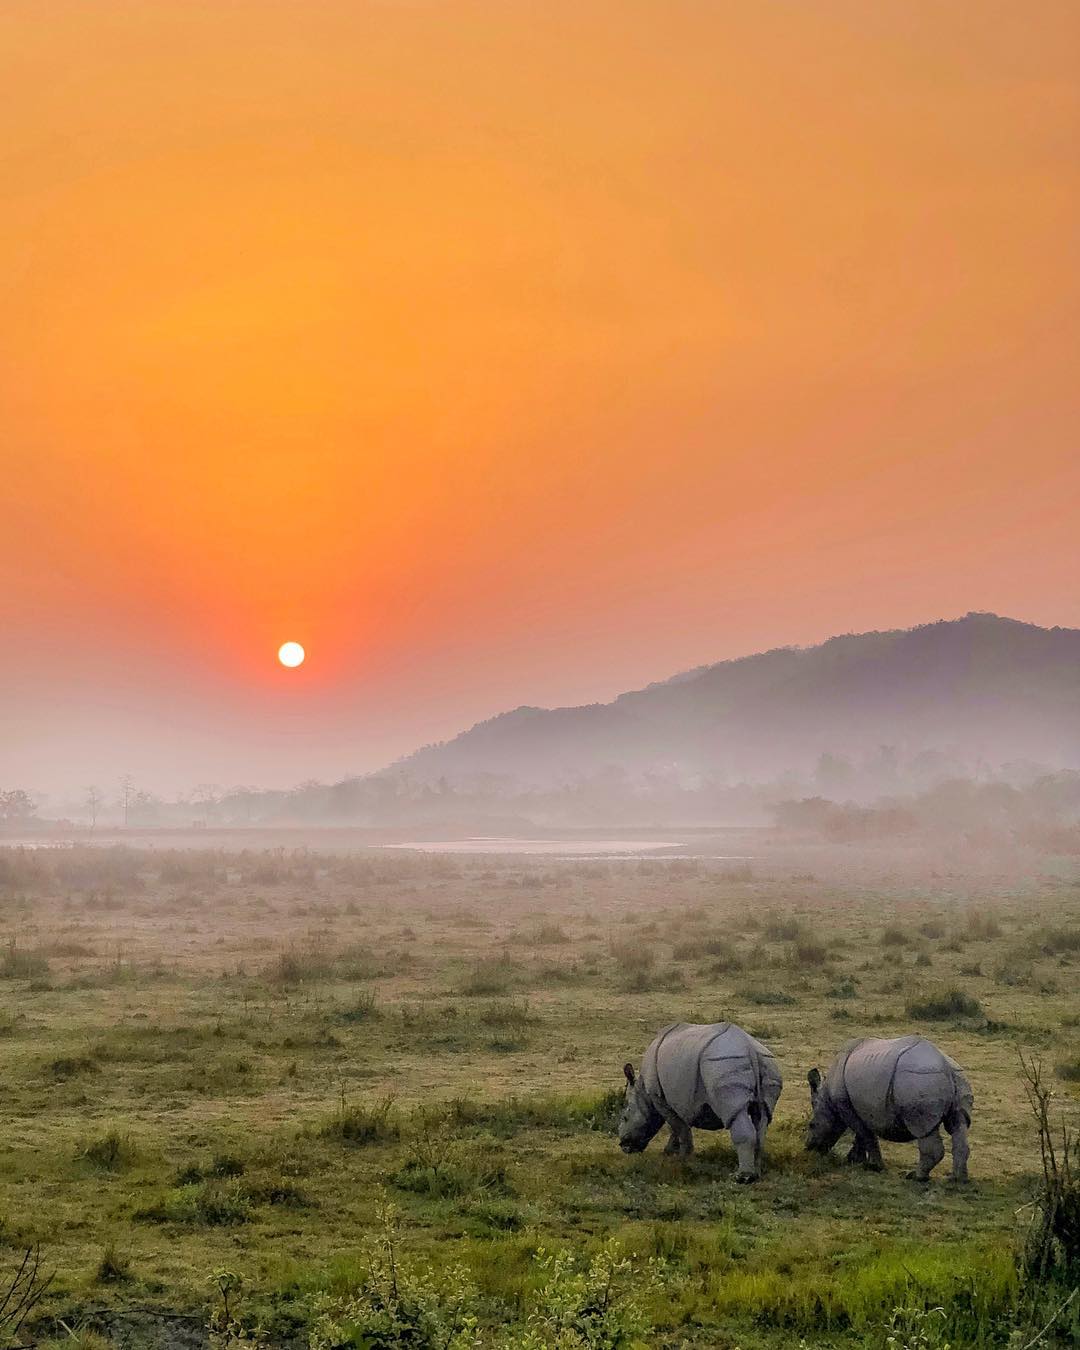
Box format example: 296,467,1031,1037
806,1035,973,1182
618,1021,783,1182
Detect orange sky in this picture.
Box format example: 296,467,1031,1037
3,1,1079,796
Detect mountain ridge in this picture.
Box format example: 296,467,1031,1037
398,613,1080,785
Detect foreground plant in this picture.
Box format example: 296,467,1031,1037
207,1268,267,1348
883,1305,951,1350
0,1246,53,1347
514,1240,660,1350
309,1201,482,1350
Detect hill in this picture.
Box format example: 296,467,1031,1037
399,614,1080,788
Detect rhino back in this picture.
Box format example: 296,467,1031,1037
645,1022,780,1128
644,1022,730,1124
840,1036,958,1140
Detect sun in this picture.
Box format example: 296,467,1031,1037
277,641,305,668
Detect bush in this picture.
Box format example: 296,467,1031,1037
50,1055,99,1080
76,1130,138,1172
477,1000,534,1029
309,1201,482,1350
156,1180,253,1225
786,940,829,968
339,990,379,1023
512,1240,659,1350
1033,925,1080,956
0,941,49,980
609,940,656,992
319,1096,400,1147
959,908,1002,941
763,915,807,942
740,988,796,1007
389,1142,512,1199
905,988,984,1021
1055,1056,1080,1083
95,1242,132,1283
268,946,334,986
516,922,569,946
459,957,517,996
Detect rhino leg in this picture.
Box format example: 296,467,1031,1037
729,1107,760,1183
663,1119,694,1157
753,1108,768,1174
906,1128,945,1182
846,1123,883,1170
947,1116,970,1183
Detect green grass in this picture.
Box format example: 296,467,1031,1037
0,838,1076,1347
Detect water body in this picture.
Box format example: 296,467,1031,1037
382,836,680,855
380,837,754,859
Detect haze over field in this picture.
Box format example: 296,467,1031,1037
4,2,1080,799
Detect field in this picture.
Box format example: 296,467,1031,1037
0,834,1077,1348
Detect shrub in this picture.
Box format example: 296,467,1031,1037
210,1153,246,1178
76,1130,138,1172
339,990,379,1023
0,941,49,980
95,1242,132,1283
993,957,1032,987
477,1000,534,1029
389,1141,512,1200
905,988,984,1021
517,922,570,946
1020,1052,1080,1281
512,1239,659,1350
881,1304,953,1350
1033,925,1080,957
38,1332,111,1350
786,940,829,969
459,956,517,996
609,940,656,992
268,946,334,986
50,1055,99,1080
881,926,911,948
1055,1056,1080,1083
319,1096,400,1147
459,1196,526,1234
309,1201,482,1350
155,1180,253,1226
959,908,1002,941
763,915,807,942
740,988,796,1007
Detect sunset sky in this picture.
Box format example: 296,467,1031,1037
4,1,1079,798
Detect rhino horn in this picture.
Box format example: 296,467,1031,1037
807,1067,822,1095
623,1062,636,1086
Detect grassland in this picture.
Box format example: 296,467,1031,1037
0,835,1076,1348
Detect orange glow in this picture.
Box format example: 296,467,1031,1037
3,1,1078,791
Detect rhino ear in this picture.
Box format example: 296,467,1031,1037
623,1062,636,1086
807,1068,821,1096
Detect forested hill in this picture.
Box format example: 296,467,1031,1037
399,614,1080,786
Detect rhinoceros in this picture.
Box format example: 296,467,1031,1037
618,1021,783,1182
806,1035,973,1182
